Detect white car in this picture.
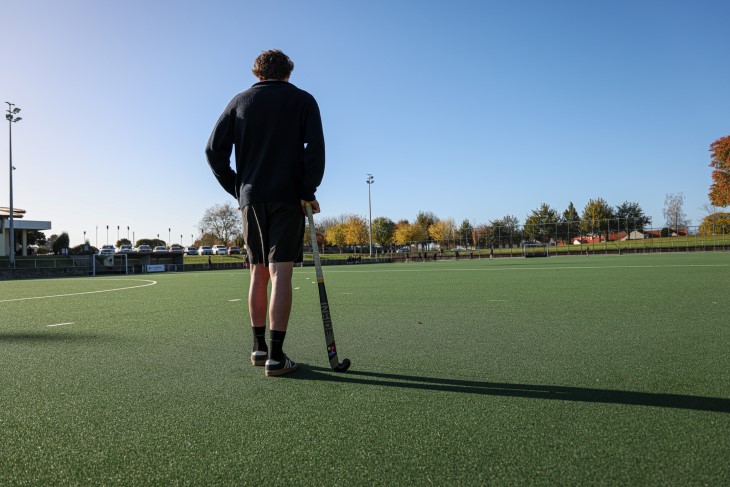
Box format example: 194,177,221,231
185,246,198,255
116,245,133,253
153,246,167,253
213,245,228,255
99,245,115,255
198,246,213,255
136,245,152,253
169,245,184,253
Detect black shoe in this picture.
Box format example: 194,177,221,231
251,351,268,366
265,354,298,377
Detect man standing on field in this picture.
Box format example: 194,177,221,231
206,49,325,376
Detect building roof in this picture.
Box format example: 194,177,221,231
0,207,26,218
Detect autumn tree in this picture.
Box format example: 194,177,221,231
198,202,242,246
394,220,424,245
473,223,493,247
524,203,560,242
304,220,326,249
343,215,369,250
414,211,438,242
372,217,396,249
709,135,730,207
699,212,730,236
581,198,615,238
428,218,456,249
325,223,347,251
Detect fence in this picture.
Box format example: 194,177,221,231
384,222,730,259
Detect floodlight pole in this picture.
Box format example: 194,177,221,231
367,174,374,257
6,102,22,267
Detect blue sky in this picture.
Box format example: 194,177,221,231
2,0,728,246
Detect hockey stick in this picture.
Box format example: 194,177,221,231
306,203,351,372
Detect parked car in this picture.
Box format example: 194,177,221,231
395,247,411,253
198,246,213,255
213,245,228,255
227,246,241,255
185,246,198,255
116,245,133,253
153,246,167,253
99,245,115,255
136,245,152,253
169,245,184,253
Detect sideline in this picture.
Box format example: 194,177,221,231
0,279,158,303
319,263,730,274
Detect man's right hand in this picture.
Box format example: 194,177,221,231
302,199,320,214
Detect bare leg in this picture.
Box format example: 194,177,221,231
248,263,270,326
269,262,294,332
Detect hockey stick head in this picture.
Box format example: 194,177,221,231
333,358,351,372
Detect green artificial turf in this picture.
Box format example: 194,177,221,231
1,253,728,485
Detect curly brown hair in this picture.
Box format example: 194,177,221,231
252,50,294,80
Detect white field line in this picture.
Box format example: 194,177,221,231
228,298,242,302
0,279,157,303
314,263,730,274
47,322,75,327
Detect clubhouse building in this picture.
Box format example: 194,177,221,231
0,207,51,256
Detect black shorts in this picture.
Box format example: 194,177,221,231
242,202,304,265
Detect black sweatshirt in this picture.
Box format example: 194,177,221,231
205,80,325,207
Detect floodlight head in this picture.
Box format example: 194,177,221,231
5,114,11,121
13,107,20,113
14,117,22,122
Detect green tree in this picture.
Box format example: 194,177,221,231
71,243,97,255
116,238,132,248
581,198,615,238
524,203,560,242
558,202,581,243
372,216,396,249
136,238,167,248
52,232,70,255
615,201,651,234
26,230,47,247
490,215,521,246
457,219,473,247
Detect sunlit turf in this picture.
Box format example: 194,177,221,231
1,252,728,484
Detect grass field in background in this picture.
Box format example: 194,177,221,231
1,253,728,484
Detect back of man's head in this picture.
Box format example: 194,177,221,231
252,49,294,81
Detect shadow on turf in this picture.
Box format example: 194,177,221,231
291,365,730,414
0,332,110,343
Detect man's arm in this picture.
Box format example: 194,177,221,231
205,104,238,199
300,97,325,202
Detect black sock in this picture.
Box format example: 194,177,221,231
252,326,267,353
270,330,286,361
